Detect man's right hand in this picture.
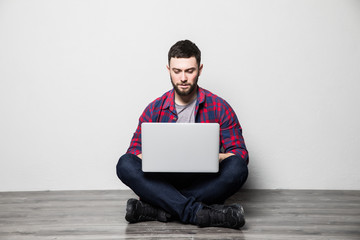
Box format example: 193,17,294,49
137,154,142,159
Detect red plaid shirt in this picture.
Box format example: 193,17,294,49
126,87,249,163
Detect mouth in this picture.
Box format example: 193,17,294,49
179,86,189,91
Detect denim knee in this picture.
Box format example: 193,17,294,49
220,155,248,188
116,153,141,184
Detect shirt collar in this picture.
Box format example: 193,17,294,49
162,86,206,110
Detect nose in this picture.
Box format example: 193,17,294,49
180,72,188,82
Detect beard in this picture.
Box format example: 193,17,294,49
170,75,199,96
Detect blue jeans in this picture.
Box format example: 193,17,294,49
116,153,248,224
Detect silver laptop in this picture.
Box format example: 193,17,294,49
141,123,219,172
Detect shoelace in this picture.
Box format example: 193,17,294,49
138,202,158,221
208,207,227,226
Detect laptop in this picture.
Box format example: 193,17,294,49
141,123,219,173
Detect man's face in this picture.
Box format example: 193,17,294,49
167,57,203,97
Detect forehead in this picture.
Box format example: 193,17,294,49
169,57,198,69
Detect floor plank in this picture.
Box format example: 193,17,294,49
0,189,359,239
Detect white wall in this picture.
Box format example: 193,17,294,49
0,0,359,191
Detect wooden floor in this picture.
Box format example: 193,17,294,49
0,189,359,240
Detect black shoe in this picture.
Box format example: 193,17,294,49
195,203,245,229
125,198,170,223
210,203,244,212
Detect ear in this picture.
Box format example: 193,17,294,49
198,64,203,76
166,65,170,73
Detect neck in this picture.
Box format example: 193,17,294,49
174,86,198,105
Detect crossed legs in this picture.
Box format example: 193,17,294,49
116,153,248,224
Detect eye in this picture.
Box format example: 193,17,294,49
186,68,196,74
173,69,181,74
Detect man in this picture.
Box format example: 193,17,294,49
116,40,249,229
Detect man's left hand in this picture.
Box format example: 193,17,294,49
219,153,235,162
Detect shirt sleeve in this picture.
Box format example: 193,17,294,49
126,103,153,156
219,100,249,163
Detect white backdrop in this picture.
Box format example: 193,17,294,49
1,0,359,191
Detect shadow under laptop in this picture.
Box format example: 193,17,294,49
144,172,220,190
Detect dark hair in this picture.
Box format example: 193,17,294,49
168,40,201,66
